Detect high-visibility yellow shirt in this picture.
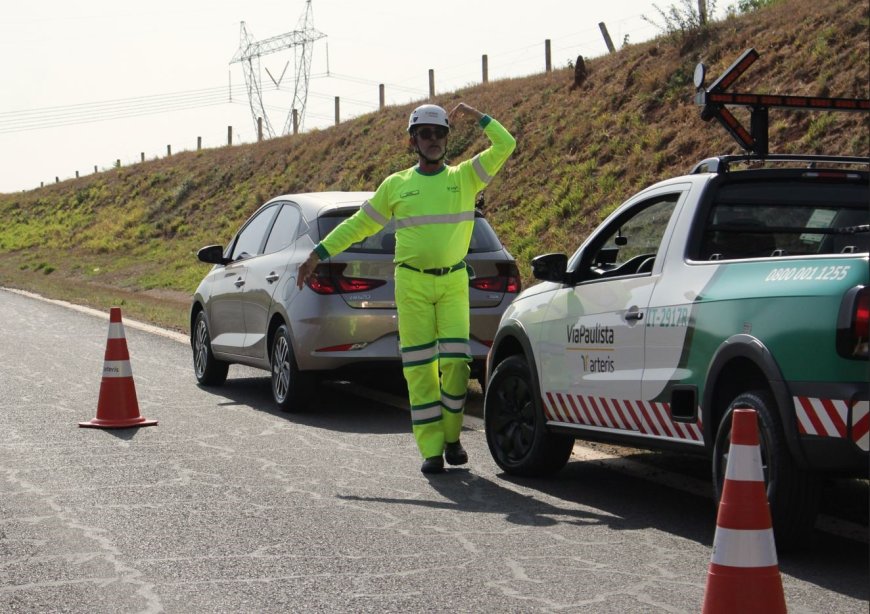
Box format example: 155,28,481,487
315,115,516,269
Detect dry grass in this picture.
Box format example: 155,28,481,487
0,0,867,334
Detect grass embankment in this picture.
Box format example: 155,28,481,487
0,0,867,334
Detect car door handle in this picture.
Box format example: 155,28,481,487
266,272,280,283
625,310,643,321
234,278,245,288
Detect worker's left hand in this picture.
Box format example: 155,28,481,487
449,103,484,124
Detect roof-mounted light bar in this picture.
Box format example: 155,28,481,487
695,48,870,157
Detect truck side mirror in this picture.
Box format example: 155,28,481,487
531,253,569,283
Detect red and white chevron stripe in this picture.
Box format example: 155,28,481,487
794,397,869,452
543,392,703,444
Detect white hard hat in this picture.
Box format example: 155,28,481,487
407,104,450,133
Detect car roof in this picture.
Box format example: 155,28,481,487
264,191,375,215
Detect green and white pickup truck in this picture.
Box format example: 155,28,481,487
484,154,868,547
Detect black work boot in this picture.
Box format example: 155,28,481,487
444,441,468,466
421,455,445,474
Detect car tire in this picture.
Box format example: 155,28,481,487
192,310,229,386
484,355,574,476
271,324,313,412
712,390,821,550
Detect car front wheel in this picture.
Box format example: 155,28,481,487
271,324,313,412
484,355,574,476
192,311,229,386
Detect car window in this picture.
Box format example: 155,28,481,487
231,204,280,261
573,194,680,278
263,203,302,254
317,214,503,254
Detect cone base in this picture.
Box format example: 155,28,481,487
79,416,158,429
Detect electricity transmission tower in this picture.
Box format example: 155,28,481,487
230,0,326,138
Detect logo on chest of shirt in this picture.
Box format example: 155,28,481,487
446,185,459,193
400,189,420,198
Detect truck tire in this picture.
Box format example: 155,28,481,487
271,324,313,412
712,390,821,550
484,355,574,476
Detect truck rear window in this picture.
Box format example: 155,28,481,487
698,179,869,260
317,213,503,254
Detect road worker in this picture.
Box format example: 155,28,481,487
297,102,516,473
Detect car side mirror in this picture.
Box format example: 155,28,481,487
531,253,569,283
197,245,229,265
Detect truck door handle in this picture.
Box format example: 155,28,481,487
266,272,280,283
234,278,245,288
625,310,643,321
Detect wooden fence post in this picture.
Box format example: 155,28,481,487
293,109,299,135
335,97,340,125
482,55,489,83
599,22,616,53
227,126,233,145
257,117,263,142
545,39,552,72
379,84,385,110
197,136,202,150
428,69,435,98
167,145,172,156
140,152,145,162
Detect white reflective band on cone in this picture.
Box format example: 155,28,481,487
724,443,764,481
108,322,126,339
711,527,778,567
102,360,133,378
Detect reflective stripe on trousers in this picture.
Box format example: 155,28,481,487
396,265,471,458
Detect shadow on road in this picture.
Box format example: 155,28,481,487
197,375,410,435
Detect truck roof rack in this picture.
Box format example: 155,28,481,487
691,153,870,174
694,48,870,158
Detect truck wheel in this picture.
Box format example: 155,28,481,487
271,324,313,412
712,390,821,550
484,355,573,476
192,311,229,386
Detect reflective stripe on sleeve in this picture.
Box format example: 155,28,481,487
411,401,443,424
724,443,765,482
401,341,438,367
395,211,475,229
361,200,388,226
710,527,778,567
472,154,492,184
102,360,133,378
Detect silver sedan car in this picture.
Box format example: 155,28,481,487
190,191,520,411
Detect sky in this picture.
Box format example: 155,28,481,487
0,0,719,193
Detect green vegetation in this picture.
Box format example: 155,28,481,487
0,0,867,334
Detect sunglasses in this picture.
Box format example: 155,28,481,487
415,126,448,140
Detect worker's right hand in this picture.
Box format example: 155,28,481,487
296,251,320,290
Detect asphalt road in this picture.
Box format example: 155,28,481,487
1,288,867,613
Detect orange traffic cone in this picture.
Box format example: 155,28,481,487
702,408,785,613
79,307,158,429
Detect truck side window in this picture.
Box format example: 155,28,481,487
582,194,680,279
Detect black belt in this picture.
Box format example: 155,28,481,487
398,261,466,276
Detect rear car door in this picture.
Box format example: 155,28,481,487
537,190,684,430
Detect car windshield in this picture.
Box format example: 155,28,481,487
317,212,503,254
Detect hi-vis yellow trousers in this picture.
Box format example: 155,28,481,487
395,264,471,459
